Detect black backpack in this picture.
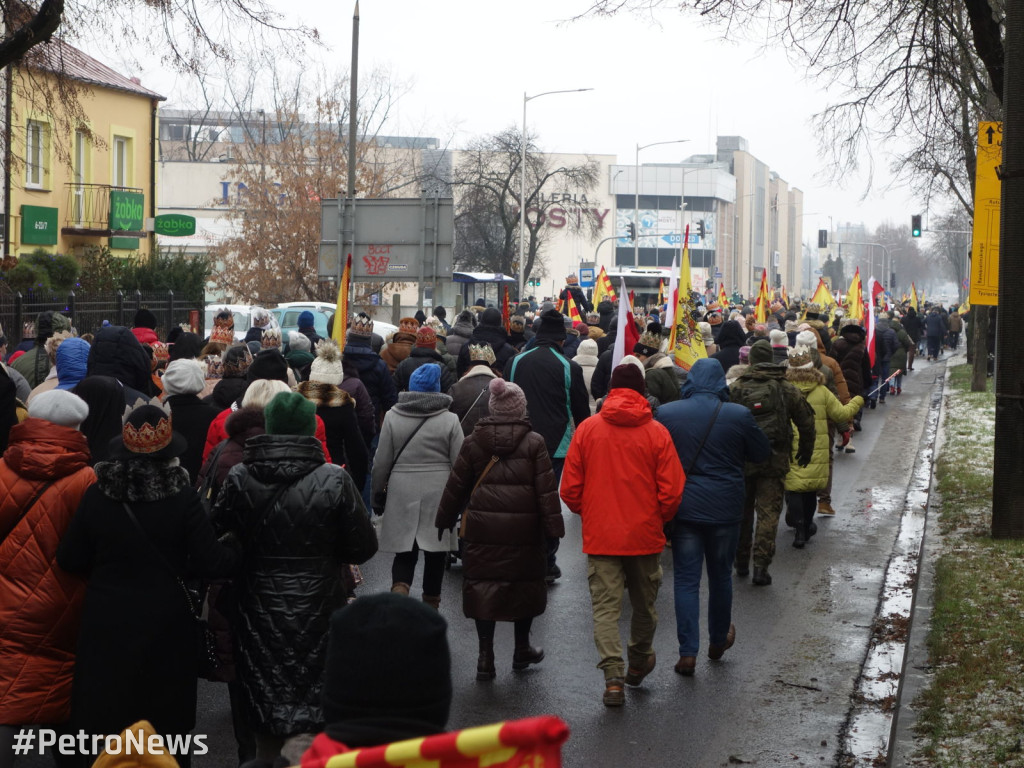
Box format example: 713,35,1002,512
731,375,790,447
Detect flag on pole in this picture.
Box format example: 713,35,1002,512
331,253,352,347
666,253,680,349
919,288,926,306
611,278,635,369
593,266,617,305
781,285,789,307
754,270,771,323
810,278,835,308
565,291,582,323
718,283,729,309
503,286,511,333
866,276,883,368
672,225,708,371
846,268,864,322
628,290,636,312
657,279,665,309
910,282,919,311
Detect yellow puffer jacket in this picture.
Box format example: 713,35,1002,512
784,367,863,492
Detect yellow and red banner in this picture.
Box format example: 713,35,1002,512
592,266,617,306
754,269,771,323
331,253,352,347
657,279,665,309
305,716,570,768
910,282,919,311
781,285,789,307
565,291,582,324
502,286,511,333
672,225,708,370
847,268,864,322
718,283,729,310
810,278,835,308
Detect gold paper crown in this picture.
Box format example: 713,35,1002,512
399,317,420,333
350,314,374,336
210,326,234,344
468,343,496,364
123,413,174,454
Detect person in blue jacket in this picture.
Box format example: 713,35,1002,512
656,357,771,676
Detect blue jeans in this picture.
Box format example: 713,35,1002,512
671,521,740,656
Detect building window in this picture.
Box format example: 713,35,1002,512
26,120,47,188
113,135,132,187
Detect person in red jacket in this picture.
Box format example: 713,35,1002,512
560,362,685,708
0,390,96,760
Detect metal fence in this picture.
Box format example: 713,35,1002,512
0,285,205,342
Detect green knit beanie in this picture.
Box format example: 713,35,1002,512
264,391,316,436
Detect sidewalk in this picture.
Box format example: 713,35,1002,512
888,356,1024,767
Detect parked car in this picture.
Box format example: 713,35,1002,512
204,304,279,342
270,302,398,344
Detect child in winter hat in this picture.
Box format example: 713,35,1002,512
487,378,527,420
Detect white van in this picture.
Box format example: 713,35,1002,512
203,304,279,342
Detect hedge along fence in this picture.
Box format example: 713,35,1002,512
0,286,205,342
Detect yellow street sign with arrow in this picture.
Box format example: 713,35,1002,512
970,121,1001,305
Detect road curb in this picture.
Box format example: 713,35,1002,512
839,360,948,766
884,356,958,766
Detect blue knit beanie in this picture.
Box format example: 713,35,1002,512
298,310,315,329
410,363,441,393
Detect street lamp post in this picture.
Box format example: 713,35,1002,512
519,88,593,303
634,139,689,268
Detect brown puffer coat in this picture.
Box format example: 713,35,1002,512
0,418,96,723
831,325,873,398
435,418,564,622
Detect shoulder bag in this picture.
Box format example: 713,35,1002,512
666,402,723,538
458,455,500,538
1,480,56,545
372,418,428,515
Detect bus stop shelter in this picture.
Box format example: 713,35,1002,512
453,271,518,309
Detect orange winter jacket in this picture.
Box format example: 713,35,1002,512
560,388,685,555
0,418,96,724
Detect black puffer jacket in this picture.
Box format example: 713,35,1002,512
87,325,155,400
343,340,398,422
831,325,872,398
212,435,377,736
435,418,564,621
295,380,369,489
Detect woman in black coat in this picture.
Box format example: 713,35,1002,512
211,392,377,765
57,404,237,767
161,359,220,483
435,378,564,681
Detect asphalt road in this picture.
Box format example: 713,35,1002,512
17,353,947,768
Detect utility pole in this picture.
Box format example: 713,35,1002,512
991,0,1024,538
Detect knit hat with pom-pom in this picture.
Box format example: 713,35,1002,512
487,377,527,420
310,339,344,386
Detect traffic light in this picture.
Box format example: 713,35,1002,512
705,278,714,290
697,220,705,239
627,222,636,241
818,229,828,249
911,215,922,237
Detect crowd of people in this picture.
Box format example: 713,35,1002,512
0,286,967,766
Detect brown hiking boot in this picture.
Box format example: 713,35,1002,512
674,656,696,676
708,624,736,660
603,678,625,706
390,582,410,596
817,502,836,516
625,653,656,687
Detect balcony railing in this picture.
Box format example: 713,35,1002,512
62,183,145,235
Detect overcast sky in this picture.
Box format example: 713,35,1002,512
132,0,925,237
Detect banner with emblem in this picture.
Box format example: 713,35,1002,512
672,226,707,371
